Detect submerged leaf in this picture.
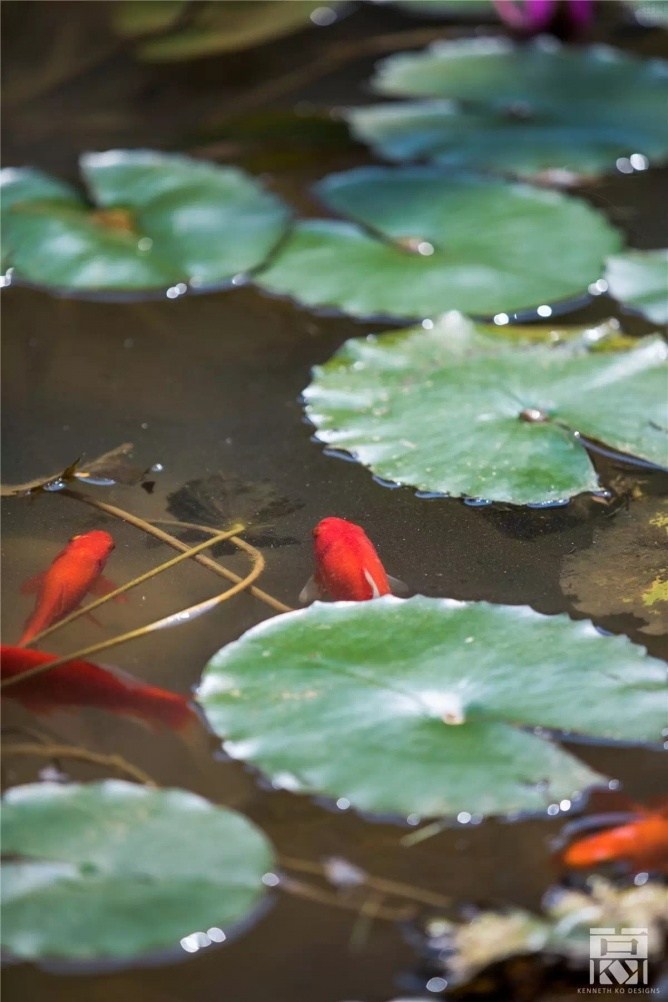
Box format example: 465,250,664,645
605,248,668,325
0,443,145,497
1,151,290,293
256,166,620,318
349,38,668,179
120,1,342,62
561,498,668,635
1,781,274,961
303,312,667,505
197,596,667,819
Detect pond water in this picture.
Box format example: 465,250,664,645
2,3,667,1000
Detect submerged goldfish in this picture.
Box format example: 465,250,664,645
562,805,668,873
18,530,118,646
1,646,199,733
300,516,407,603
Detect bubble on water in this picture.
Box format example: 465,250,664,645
336,797,351,811
526,498,569,509
426,976,449,993
262,872,280,887
537,304,553,318
310,5,337,25
547,803,560,816
493,312,510,325
414,489,446,500
463,497,493,507
630,152,649,171
422,318,434,330
616,157,634,174
588,278,609,295
372,475,401,489
457,811,472,824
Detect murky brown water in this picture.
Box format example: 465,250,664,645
2,3,667,1000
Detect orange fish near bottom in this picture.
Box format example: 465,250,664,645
300,516,407,603
562,804,668,873
1,646,199,733
18,530,118,646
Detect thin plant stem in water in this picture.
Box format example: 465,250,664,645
24,524,244,648
278,875,413,922
2,741,156,787
60,489,293,613
1,535,265,691
278,854,452,910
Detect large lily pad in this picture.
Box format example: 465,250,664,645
197,597,667,818
303,312,668,504
1,781,274,960
348,38,668,179
1,151,290,293
605,249,668,325
561,498,668,636
256,167,620,318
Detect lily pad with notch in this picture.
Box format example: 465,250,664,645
197,596,667,819
1,781,274,961
255,166,621,318
346,37,668,180
1,151,290,294
302,312,668,505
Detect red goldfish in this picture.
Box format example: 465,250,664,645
300,516,407,603
561,804,668,873
18,530,117,646
1,646,199,732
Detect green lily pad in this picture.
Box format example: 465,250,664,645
303,312,668,504
625,0,668,27
197,597,667,818
1,150,290,293
256,167,620,318
1,781,274,960
119,1,341,62
605,249,668,325
561,498,668,636
348,38,668,179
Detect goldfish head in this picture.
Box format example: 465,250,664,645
313,517,357,542
68,530,115,558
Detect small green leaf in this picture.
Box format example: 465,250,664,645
197,597,667,819
303,312,667,504
1,781,274,960
561,498,668,636
606,249,668,325
350,38,668,179
256,167,621,318
1,151,290,293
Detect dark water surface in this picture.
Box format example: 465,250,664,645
2,3,667,1001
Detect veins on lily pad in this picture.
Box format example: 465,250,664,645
303,312,668,505
1,150,290,294
255,165,621,319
